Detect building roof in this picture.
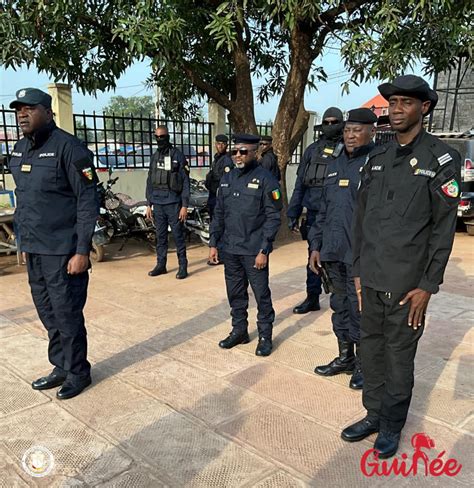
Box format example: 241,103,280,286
362,94,388,109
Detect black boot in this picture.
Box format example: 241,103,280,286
349,342,363,389
315,340,355,376
293,294,320,314
176,262,188,279
341,416,379,442
374,431,401,458
148,264,167,276
255,337,272,356
219,331,250,349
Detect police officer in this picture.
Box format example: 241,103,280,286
146,125,190,279
287,107,344,314
257,135,281,181
308,108,377,390
205,134,233,265
209,134,282,356
341,75,461,458
9,88,98,400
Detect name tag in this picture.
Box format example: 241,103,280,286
339,179,349,187
414,168,436,178
323,147,334,155
21,164,32,172
327,172,338,178
220,183,229,188
12,151,22,157
39,152,56,158
372,165,384,171
247,183,259,189
164,156,172,171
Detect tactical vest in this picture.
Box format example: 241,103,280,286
207,154,226,194
150,148,183,193
303,141,343,187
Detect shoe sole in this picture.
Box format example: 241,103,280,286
255,350,272,357
376,447,398,459
341,429,379,442
293,308,321,314
32,379,67,390
314,369,355,377
349,383,363,390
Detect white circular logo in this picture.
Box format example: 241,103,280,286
22,445,54,477
18,89,27,98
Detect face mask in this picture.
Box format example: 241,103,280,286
155,134,170,147
321,122,344,140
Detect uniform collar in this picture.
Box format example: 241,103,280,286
27,120,56,148
395,128,425,157
346,142,375,159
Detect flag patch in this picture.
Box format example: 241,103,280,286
271,189,281,200
82,167,93,180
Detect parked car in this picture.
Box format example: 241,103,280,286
458,192,474,235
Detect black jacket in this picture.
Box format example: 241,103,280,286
259,149,281,182
9,121,99,255
352,130,461,294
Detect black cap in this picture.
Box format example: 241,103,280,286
260,135,272,143
378,75,438,114
215,134,228,143
322,107,343,122
10,88,52,109
232,133,260,144
346,108,378,125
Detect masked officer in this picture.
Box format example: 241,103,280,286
257,135,281,181
205,134,233,265
308,108,377,390
209,134,282,356
287,107,344,314
8,88,98,400
341,75,461,458
146,125,190,279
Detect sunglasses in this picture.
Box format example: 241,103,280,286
322,120,339,125
231,147,250,156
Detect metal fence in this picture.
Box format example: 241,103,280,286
74,112,213,170
0,107,22,159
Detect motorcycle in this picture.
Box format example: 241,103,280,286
91,176,156,262
184,178,211,245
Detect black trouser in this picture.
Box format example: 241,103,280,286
26,254,91,382
360,286,424,433
153,202,187,267
325,261,360,343
305,210,322,296
223,253,274,339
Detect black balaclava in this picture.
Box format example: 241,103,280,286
155,134,171,149
321,107,344,141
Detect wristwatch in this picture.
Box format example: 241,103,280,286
259,248,269,255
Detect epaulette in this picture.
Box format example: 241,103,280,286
426,135,460,168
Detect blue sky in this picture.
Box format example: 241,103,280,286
0,53,425,122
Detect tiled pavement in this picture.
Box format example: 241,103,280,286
0,235,472,487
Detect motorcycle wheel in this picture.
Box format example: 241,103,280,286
90,242,105,262
146,233,157,253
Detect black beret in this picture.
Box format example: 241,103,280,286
346,108,378,125
322,107,343,122
10,88,52,109
232,133,260,144
215,134,228,143
260,135,273,142
378,75,438,114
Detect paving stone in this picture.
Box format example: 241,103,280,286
0,314,27,339
0,366,49,417
120,354,263,426
106,404,272,487
95,469,167,487
0,403,120,480
252,471,309,488
0,447,30,487
81,446,134,486
228,363,364,428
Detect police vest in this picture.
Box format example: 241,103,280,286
303,141,343,187
150,148,183,193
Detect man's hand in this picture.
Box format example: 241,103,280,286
308,250,321,274
354,276,362,312
287,217,299,233
67,254,89,275
179,207,188,222
209,247,219,264
254,252,268,270
399,288,431,330
145,205,152,220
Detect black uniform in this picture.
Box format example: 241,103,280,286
309,143,374,343
9,121,98,383
146,144,190,268
259,149,281,182
205,151,233,219
287,137,343,297
210,161,281,339
353,129,461,433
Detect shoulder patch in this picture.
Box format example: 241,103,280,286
73,156,97,185
441,179,459,198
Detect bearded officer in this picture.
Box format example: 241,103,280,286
209,134,282,356
308,108,377,390
341,75,461,458
9,88,98,400
287,107,344,314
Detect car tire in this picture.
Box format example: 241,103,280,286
466,224,474,236
91,242,105,262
